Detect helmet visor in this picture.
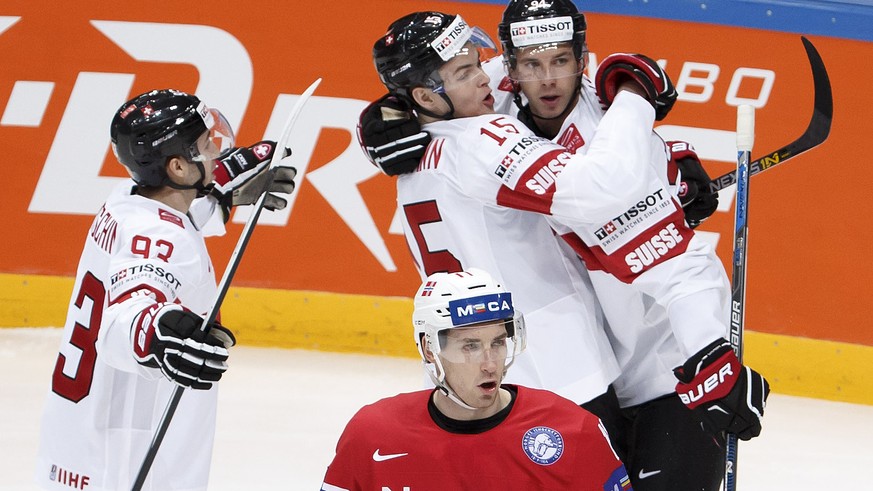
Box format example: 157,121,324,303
429,16,498,94
191,107,235,162
508,41,584,83
434,316,526,365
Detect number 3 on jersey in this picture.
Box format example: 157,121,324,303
403,200,462,276
51,272,105,403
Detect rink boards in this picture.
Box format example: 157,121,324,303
1,1,871,404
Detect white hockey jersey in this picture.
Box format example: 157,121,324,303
397,121,618,404
485,58,730,406
415,89,731,407
36,182,222,491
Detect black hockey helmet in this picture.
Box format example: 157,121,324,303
498,0,588,69
373,12,496,97
110,89,234,187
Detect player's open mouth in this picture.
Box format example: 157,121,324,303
479,381,497,390
484,93,494,108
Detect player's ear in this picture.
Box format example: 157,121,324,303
423,343,437,364
411,87,438,111
165,156,187,181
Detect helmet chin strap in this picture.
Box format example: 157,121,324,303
428,357,479,411
414,92,456,120
513,75,582,137
163,160,213,198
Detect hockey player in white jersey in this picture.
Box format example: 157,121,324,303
490,2,729,489
361,6,770,490
369,11,626,425
35,89,295,491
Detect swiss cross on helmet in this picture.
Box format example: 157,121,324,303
110,89,234,188
498,0,588,69
373,12,496,97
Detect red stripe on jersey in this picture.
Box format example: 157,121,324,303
213,164,232,186
667,140,696,185
556,124,585,154
497,76,516,93
666,159,680,185
418,138,444,171
110,284,168,306
561,232,607,273
495,148,567,214
132,303,162,359
560,210,693,283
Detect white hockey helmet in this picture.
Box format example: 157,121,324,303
412,268,526,388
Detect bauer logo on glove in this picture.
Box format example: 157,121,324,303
674,339,770,441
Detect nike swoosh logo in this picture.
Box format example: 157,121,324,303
638,469,662,479
372,449,409,462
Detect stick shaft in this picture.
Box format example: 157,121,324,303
724,104,754,491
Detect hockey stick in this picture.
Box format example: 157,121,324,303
709,36,832,193
723,104,754,491
131,78,322,491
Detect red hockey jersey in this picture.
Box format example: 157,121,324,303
321,385,632,491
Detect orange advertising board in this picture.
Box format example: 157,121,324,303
1,0,871,350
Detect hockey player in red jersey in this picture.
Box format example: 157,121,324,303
35,89,295,491
358,6,770,490
321,268,632,491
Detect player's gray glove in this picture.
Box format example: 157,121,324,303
595,53,678,121
132,303,236,390
674,339,770,440
357,93,430,176
211,141,297,222
667,141,719,228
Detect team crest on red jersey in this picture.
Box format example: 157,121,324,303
521,426,564,465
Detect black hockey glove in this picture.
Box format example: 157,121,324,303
357,93,430,176
212,141,297,222
674,339,770,441
595,53,678,121
667,141,719,228
132,303,236,390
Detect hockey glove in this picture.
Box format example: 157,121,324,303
212,141,297,222
674,339,770,441
595,53,677,121
667,141,719,228
357,93,430,176
132,303,236,390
